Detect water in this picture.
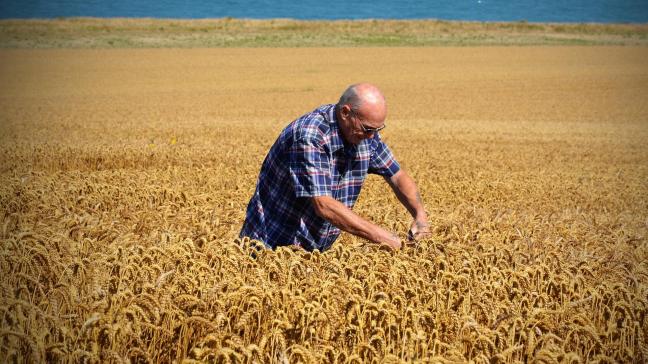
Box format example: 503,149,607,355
1,0,647,23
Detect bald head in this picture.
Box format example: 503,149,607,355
338,83,387,123
335,83,388,145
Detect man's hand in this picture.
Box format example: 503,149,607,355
407,219,430,242
378,230,402,250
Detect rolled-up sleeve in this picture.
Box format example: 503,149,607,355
288,137,333,198
368,137,401,177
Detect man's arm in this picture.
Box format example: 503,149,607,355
311,196,401,249
384,169,430,240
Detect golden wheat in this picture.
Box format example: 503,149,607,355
1,47,647,363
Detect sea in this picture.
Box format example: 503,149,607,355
1,0,647,23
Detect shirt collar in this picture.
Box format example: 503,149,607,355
328,104,346,153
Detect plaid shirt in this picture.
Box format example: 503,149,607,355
240,104,401,252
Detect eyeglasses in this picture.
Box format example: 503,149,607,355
349,109,386,134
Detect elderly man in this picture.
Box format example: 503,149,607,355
240,83,429,251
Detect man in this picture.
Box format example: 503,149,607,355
240,83,429,252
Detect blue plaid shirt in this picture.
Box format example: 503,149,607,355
240,104,401,252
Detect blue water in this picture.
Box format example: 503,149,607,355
1,0,647,23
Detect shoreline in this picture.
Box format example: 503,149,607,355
1,17,647,48
4,16,648,24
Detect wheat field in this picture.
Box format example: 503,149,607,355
1,47,647,363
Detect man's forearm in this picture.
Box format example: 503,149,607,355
311,195,396,245
386,170,427,220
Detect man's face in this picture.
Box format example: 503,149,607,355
339,104,386,145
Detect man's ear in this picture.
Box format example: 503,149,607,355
340,104,351,119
